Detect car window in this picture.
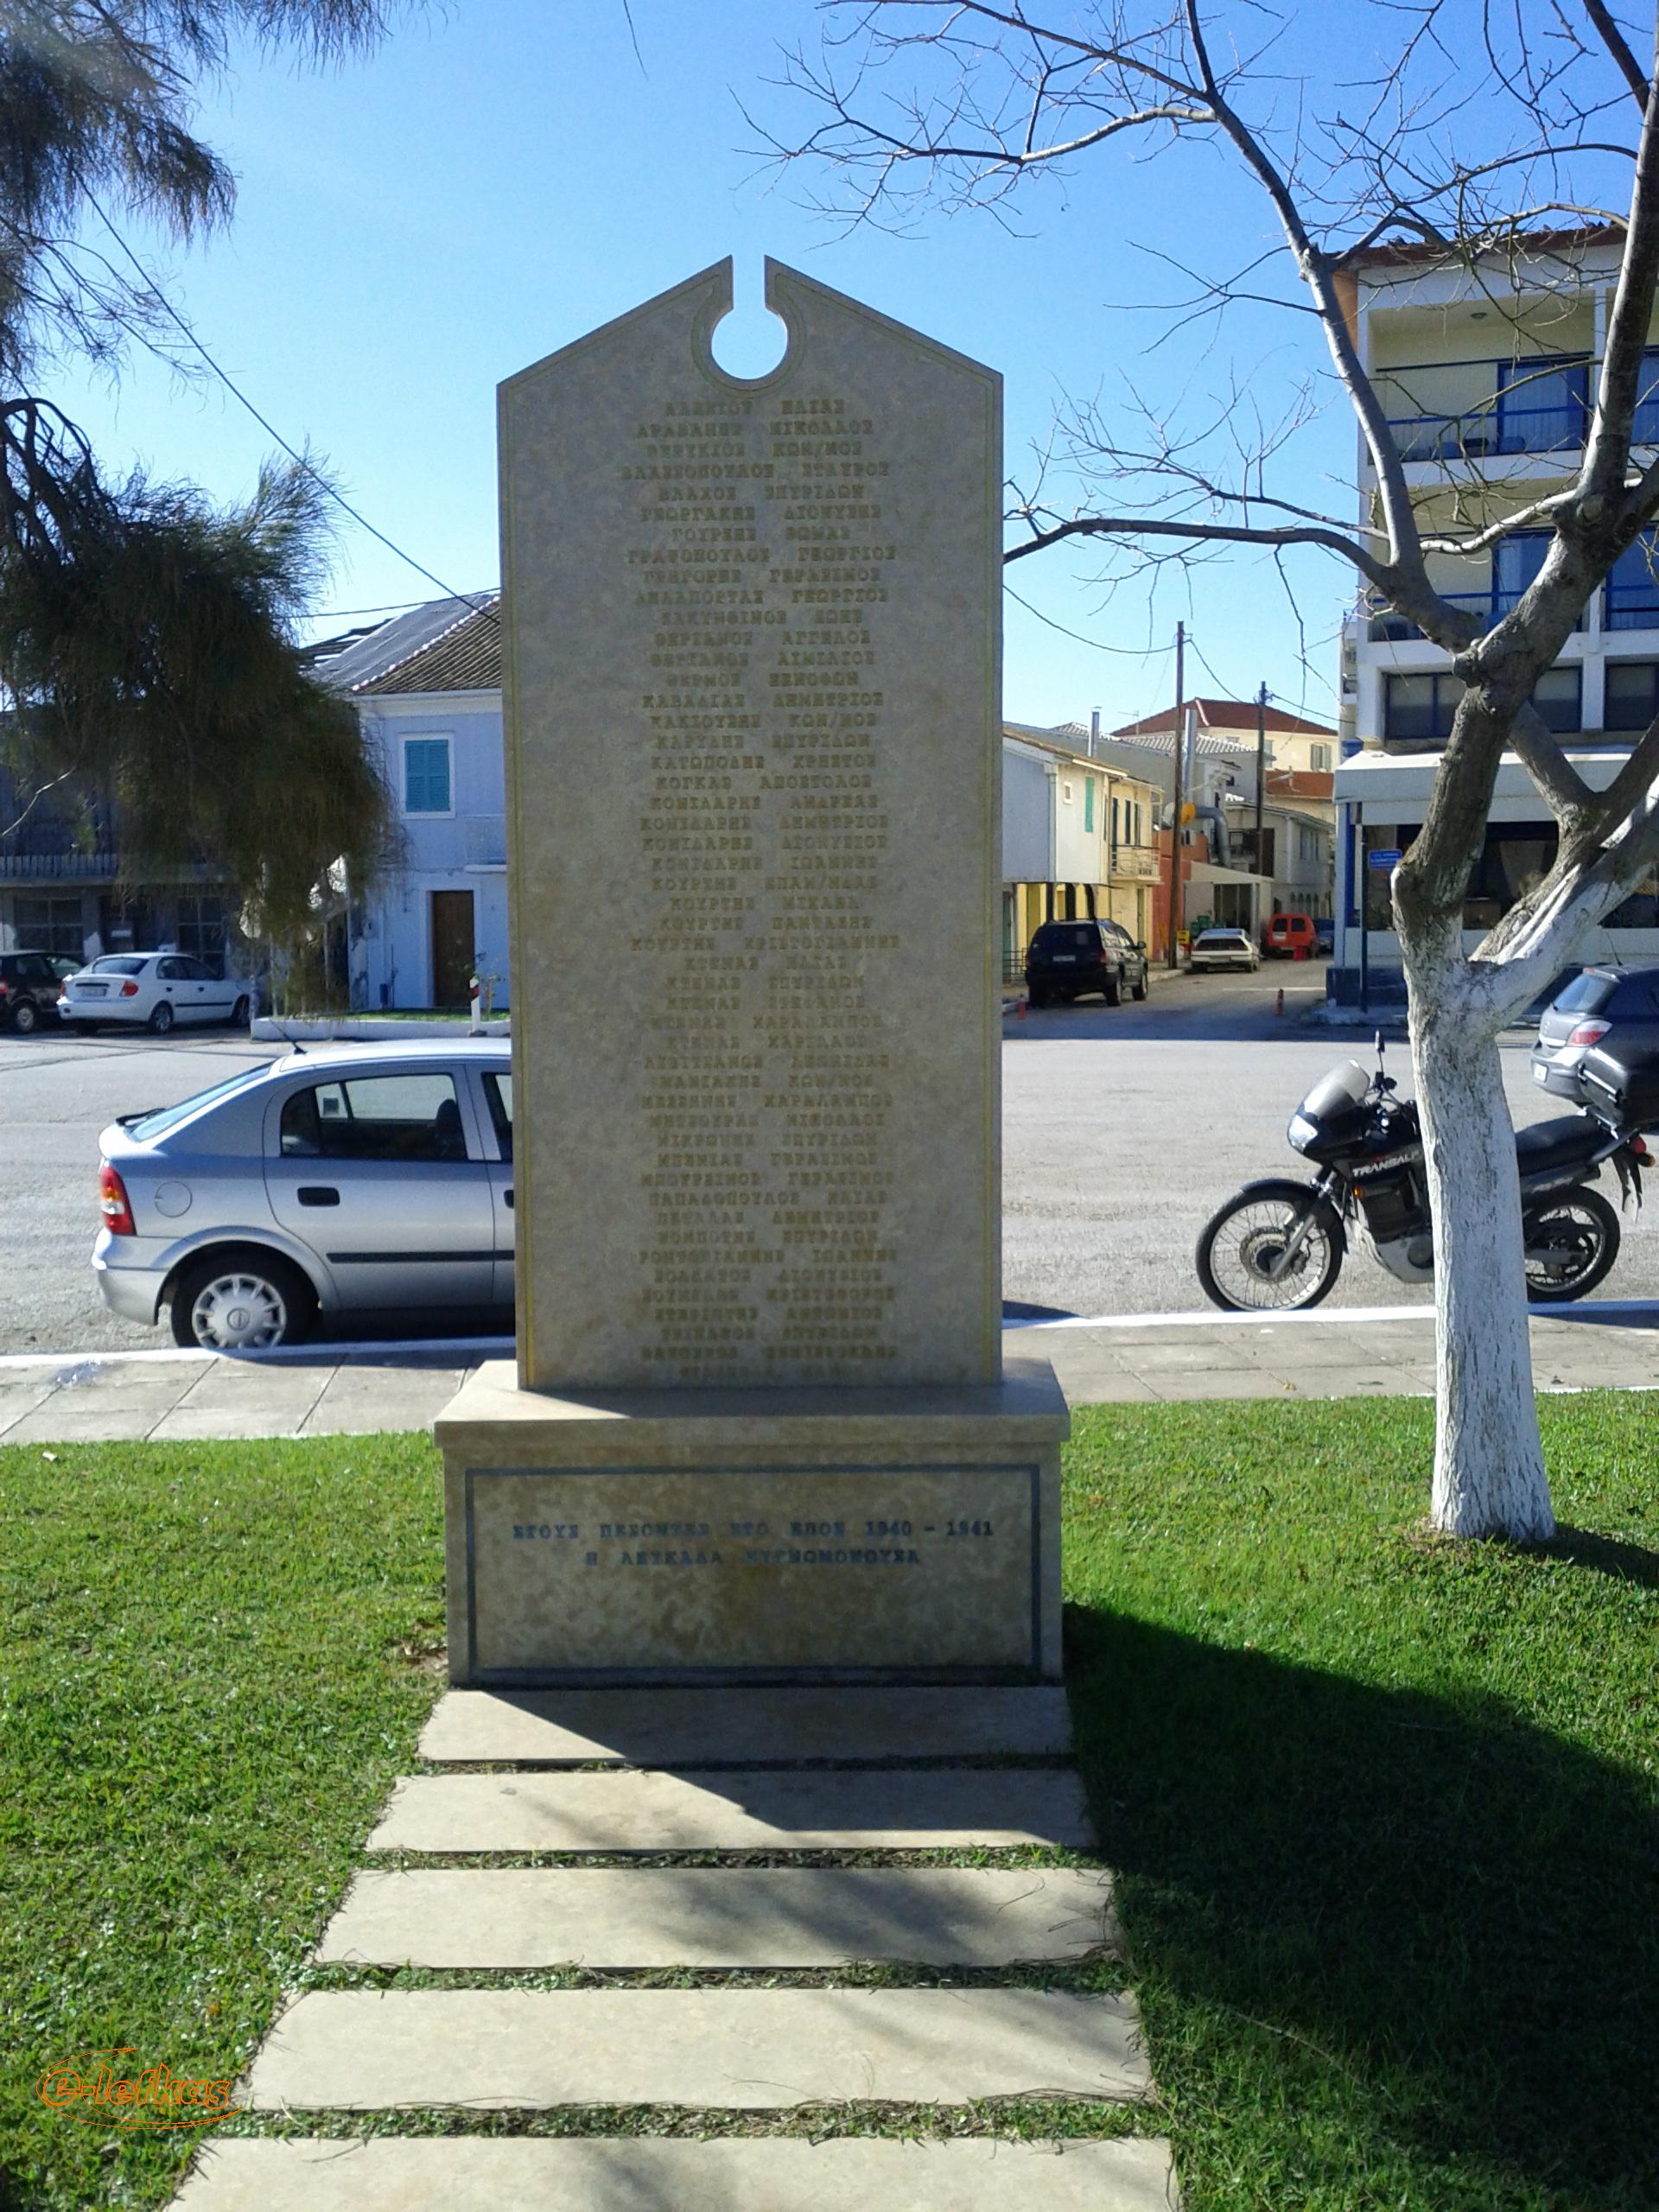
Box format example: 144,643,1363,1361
127,1065,273,1141
156,957,187,980
16,955,53,983
92,957,148,976
482,1071,512,1160
278,1071,468,1162
1553,972,1617,1014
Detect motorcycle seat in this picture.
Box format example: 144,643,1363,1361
1515,1116,1604,1177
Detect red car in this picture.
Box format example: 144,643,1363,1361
1263,912,1318,959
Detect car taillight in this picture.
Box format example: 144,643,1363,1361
99,1161,136,1236
1567,1019,1611,1046
119,980,139,997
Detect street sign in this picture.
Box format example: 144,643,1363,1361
1368,847,1402,870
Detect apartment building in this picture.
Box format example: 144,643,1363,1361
1001,726,1162,971
1332,226,1659,1002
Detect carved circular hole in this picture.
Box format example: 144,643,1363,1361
709,299,791,381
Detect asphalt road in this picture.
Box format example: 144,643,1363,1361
2,968,1653,1354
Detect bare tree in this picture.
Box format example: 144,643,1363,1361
766,0,1659,1541
0,3,416,939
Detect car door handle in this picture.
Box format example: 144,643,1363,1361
504,1188,513,1209
297,1186,340,1206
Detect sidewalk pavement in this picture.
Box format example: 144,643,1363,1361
0,1307,1654,1445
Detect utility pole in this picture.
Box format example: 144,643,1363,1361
1255,680,1268,907
1166,620,1185,970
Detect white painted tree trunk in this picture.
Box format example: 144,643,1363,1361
1406,963,1555,1542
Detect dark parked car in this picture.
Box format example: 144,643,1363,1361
1025,918,1150,1008
1530,963,1659,1103
0,949,65,1034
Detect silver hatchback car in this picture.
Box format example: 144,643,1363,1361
93,1042,514,1347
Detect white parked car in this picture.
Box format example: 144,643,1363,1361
61,953,251,1035
1188,928,1262,973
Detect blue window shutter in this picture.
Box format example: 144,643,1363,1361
404,739,451,813
1084,779,1095,831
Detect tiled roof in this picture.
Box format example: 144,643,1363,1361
1110,698,1336,741
353,602,503,696
310,595,502,696
1266,767,1335,799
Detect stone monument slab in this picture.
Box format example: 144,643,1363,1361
435,259,1066,1683
500,257,1000,1393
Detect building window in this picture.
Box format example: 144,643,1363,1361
1529,665,1581,734
1607,528,1659,630
1604,660,1659,731
11,893,84,957
1298,824,1319,865
175,893,227,969
1384,672,1464,741
1084,779,1095,831
403,736,453,816
1495,356,1590,454
1310,742,1332,772
1110,797,1120,855
1385,667,1578,741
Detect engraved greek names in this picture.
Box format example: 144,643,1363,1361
500,257,999,1389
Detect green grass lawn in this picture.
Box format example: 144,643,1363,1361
1,1400,1654,2210
1063,1395,1659,2212
0,1436,446,2212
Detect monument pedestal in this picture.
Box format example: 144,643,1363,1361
436,1358,1068,1687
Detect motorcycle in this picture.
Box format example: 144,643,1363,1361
1196,1033,1655,1312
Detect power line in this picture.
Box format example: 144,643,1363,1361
86,196,497,621
1004,582,1179,658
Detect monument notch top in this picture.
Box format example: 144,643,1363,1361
499,255,1001,406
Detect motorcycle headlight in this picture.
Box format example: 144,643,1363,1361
1287,1112,1319,1152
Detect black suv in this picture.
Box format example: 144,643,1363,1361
1531,963,1659,1102
1025,918,1150,1008
0,950,64,1034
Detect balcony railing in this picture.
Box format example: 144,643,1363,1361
0,848,120,881
1365,588,1589,644
1380,351,1659,467
1109,842,1161,881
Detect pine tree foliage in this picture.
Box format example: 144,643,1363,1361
0,2,410,935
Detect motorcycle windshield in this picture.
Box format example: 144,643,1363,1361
1297,1061,1370,1122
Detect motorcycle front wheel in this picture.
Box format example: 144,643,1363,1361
1196,1183,1346,1312
1522,1186,1621,1302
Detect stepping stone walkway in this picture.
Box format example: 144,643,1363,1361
172,1687,1179,2209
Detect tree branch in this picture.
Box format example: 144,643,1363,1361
1580,0,1650,110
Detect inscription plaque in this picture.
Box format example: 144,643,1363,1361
499,257,1001,1392
465,1466,1039,1678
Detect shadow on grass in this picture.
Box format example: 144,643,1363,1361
1541,1526,1659,1590
1066,1606,1659,2210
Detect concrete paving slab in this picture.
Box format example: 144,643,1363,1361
174,2133,1179,2210
1118,1367,1294,1400
318,1865,1116,1967
0,1398,178,1444
301,1367,467,1437
245,1986,1148,2109
0,1385,71,1439
1109,1339,1265,1372
419,1686,1074,1765
1045,1367,1164,1406
368,1767,1094,1854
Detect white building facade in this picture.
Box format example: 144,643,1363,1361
1332,228,1659,1003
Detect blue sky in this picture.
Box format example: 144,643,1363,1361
53,0,1366,732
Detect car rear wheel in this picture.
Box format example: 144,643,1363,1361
10,998,40,1033
148,1001,175,1035
1130,970,1149,1001
230,995,251,1027
1102,970,1122,1007
169,1249,315,1350
1027,985,1049,1009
